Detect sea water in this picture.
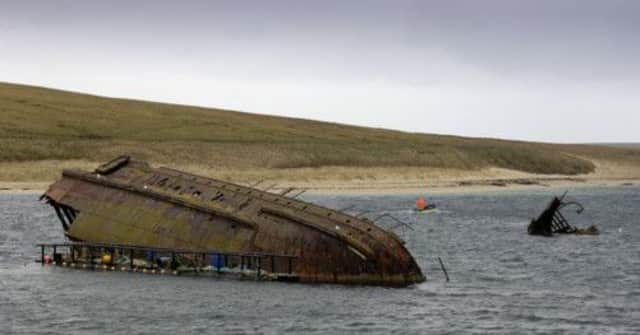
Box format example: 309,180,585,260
1,187,639,334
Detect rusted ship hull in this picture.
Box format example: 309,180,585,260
43,157,425,286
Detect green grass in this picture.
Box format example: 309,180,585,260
2,81,639,177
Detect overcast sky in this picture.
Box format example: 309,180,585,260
2,0,639,143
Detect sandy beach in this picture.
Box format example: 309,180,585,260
2,160,637,195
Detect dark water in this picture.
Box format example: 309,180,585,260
1,187,639,334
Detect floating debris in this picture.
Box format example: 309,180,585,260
528,192,598,236
41,156,425,286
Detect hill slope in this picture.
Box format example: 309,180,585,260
1,82,639,183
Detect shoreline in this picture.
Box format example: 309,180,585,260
2,177,636,196
2,159,637,196
313,179,637,195
0,182,50,194
282,176,638,195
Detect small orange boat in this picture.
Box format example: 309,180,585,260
415,196,437,212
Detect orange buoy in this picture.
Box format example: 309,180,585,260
416,196,427,210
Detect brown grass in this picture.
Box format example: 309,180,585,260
1,82,640,182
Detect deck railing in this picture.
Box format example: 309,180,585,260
36,242,298,281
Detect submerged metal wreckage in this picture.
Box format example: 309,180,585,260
528,193,598,237
41,156,425,286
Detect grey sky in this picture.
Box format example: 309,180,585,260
1,0,638,142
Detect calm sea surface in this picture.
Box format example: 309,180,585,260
1,187,639,334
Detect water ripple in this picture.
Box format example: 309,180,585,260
1,187,639,334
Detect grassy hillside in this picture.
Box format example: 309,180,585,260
2,82,639,180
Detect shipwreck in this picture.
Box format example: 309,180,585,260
41,156,425,286
528,193,598,236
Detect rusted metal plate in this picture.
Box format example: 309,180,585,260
43,156,425,286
